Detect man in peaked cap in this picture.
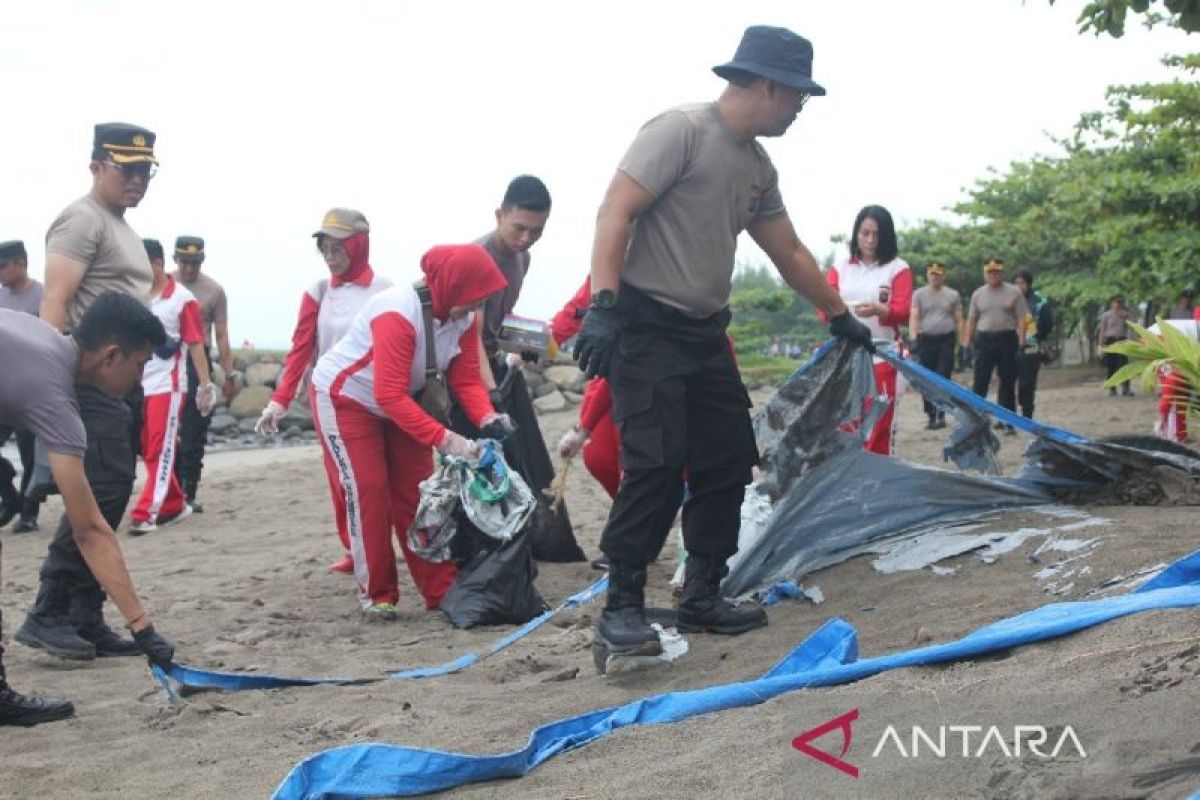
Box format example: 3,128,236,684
571,26,872,670
0,240,45,532
172,235,235,511
17,122,170,663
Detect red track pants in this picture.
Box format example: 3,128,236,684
1159,369,1190,443
582,412,620,499
313,389,456,610
131,390,188,524
839,361,898,456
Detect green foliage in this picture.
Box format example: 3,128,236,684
899,52,1200,348
1051,0,1200,36
728,263,827,369
1103,319,1200,405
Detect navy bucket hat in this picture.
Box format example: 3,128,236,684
713,25,826,96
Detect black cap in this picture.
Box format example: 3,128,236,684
0,240,26,262
93,123,158,165
143,239,164,262
174,235,205,262
713,26,826,96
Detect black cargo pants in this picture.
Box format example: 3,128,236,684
916,332,956,421
600,285,759,566
30,385,136,630
176,347,212,502
972,330,1019,413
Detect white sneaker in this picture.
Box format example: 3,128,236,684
159,504,194,528
128,519,157,536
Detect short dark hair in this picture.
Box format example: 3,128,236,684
1014,268,1034,288
74,292,166,353
850,205,898,264
143,238,164,262
501,175,551,213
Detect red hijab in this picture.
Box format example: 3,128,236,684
330,232,371,288
419,244,507,320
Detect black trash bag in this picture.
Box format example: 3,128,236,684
450,360,586,563
440,513,548,629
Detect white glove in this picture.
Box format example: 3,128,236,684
436,430,480,460
505,352,525,369
254,400,288,436
557,425,589,460
196,382,219,418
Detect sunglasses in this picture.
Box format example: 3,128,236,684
102,160,157,180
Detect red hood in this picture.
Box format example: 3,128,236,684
331,232,371,288
419,244,507,320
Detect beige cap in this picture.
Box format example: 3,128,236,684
313,208,369,240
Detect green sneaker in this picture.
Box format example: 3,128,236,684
362,603,398,623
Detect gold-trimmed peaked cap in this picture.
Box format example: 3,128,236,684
174,235,205,263
93,122,158,165
313,208,370,240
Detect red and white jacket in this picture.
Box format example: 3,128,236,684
271,267,392,407
825,256,913,343
311,285,494,446
143,277,204,396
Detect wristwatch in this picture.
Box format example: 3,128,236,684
590,289,617,310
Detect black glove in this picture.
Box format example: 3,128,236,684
519,350,540,365
572,307,620,378
480,414,517,442
828,311,875,352
133,624,176,668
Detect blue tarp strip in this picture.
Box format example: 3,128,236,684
272,550,1200,799
877,348,1091,445
390,577,608,680
155,577,609,693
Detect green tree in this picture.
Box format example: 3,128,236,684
1051,0,1200,36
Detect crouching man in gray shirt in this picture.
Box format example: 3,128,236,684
0,292,176,726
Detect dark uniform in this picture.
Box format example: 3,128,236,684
171,236,220,506
571,28,877,665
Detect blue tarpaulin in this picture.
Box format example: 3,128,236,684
271,548,1200,799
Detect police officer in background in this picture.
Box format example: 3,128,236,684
0,240,44,531
574,26,872,664
172,236,235,511
18,123,162,660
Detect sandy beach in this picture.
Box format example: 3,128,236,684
2,366,1198,799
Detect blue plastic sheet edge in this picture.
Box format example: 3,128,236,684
155,577,609,693
271,549,1200,800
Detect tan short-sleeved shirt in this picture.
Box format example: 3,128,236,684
968,283,1028,333
913,286,961,336
1097,309,1130,341
46,196,152,328
173,270,228,348
619,103,785,316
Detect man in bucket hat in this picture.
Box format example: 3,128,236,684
573,26,873,670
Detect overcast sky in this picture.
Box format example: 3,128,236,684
4,1,1190,347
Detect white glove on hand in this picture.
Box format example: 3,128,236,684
254,400,288,435
196,382,220,418
557,425,589,460
436,430,480,460
505,352,525,369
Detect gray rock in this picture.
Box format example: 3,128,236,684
562,391,583,406
533,389,568,414
523,370,547,391
533,381,557,399
229,385,273,418
237,417,259,434
244,362,282,388
283,425,304,440
280,407,314,432
208,414,238,434
303,430,320,441
544,365,587,394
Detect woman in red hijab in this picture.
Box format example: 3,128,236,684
311,244,509,621
255,209,393,575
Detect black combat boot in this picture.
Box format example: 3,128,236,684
676,555,767,635
15,616,95,661
72,589,140,657
595,563,662,658
0,680,75,727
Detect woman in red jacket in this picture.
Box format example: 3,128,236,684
551,278,621,498
311,244,508,621
823,205,912,455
